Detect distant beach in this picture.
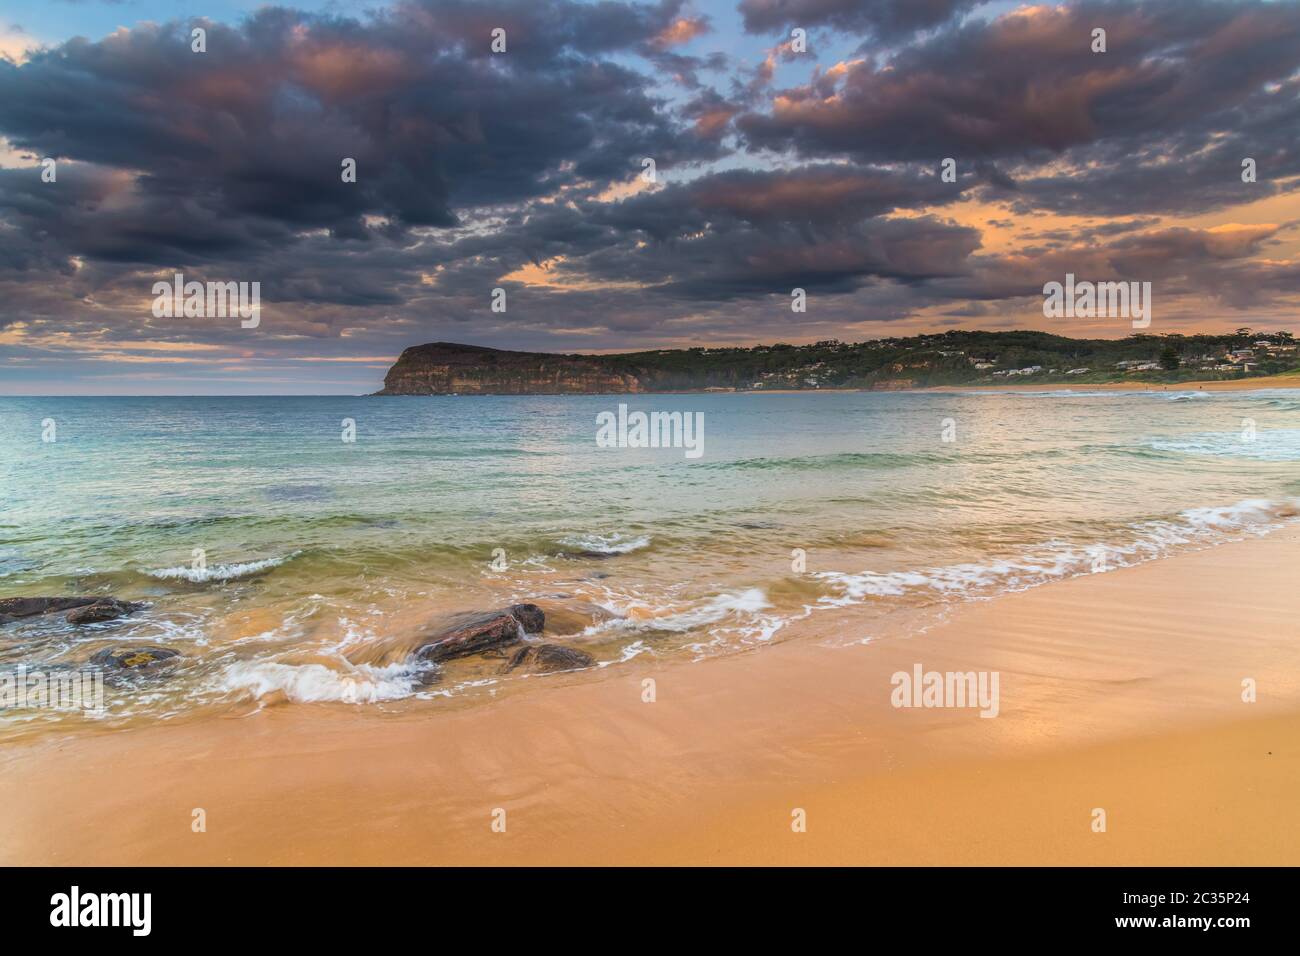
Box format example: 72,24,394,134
925,371,1300,393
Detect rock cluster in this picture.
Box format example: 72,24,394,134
415,603,596,674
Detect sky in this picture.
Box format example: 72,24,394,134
0,0,1298,394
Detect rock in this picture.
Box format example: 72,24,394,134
0,597,100,621
508,603,545,634
417,614,520,663
66,599,145,625
90,646,180,670
504,643,596,674
416,604,545,663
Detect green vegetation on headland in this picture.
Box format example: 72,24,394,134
376,330,1299,395
609,329,1300,389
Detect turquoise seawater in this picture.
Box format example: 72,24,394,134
1,390,1297,733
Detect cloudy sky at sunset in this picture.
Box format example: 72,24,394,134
1,0,1299,393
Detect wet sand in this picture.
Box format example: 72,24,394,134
2,526,1298,865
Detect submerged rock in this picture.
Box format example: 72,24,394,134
0,597,99,623
416,604,545,663
90,646,180,670
66,599,146,625
538,601,617,636
504,643,596,674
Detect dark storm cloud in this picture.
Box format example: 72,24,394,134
603,164,957,234
415,163,981,304
994,70,1300,216
926,222,1295,312
587,212,982,298
738,0,979,40
0,0,716,262
0,163,300,265
737,0,1300,216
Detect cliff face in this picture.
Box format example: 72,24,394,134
376,343,645,395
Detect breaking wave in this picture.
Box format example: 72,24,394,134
815,497,1296,606
1150,430,1300,462
557,533,651,554
218,659,428,704
146,554,297,583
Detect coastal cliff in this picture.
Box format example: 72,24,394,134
375,343,644,395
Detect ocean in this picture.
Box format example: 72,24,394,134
2,389,1298,736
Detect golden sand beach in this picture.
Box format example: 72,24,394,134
2,526,1297,866
924,370,1300,393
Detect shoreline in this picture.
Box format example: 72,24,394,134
3,525,1298,864
682,373,1300,394
676,373,1300,393
921,373,1300,392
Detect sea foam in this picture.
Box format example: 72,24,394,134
218,659,425,704
146,554,296,583
557,532,651,554
815,497,1296,606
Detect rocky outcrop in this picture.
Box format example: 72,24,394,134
507,603,545,634
66,599,146,625
377,343,645,395
0,596,142,625
503,643,596,674
415,603,545,663
1,597,98,622
90,646,180,670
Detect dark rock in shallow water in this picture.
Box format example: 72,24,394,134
504,643,596,674
417,614,520,662
90,646,180,670
66,599,145,625
508,603,545,634
416,604,545,663
0,596,145,626
0,597,99,623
